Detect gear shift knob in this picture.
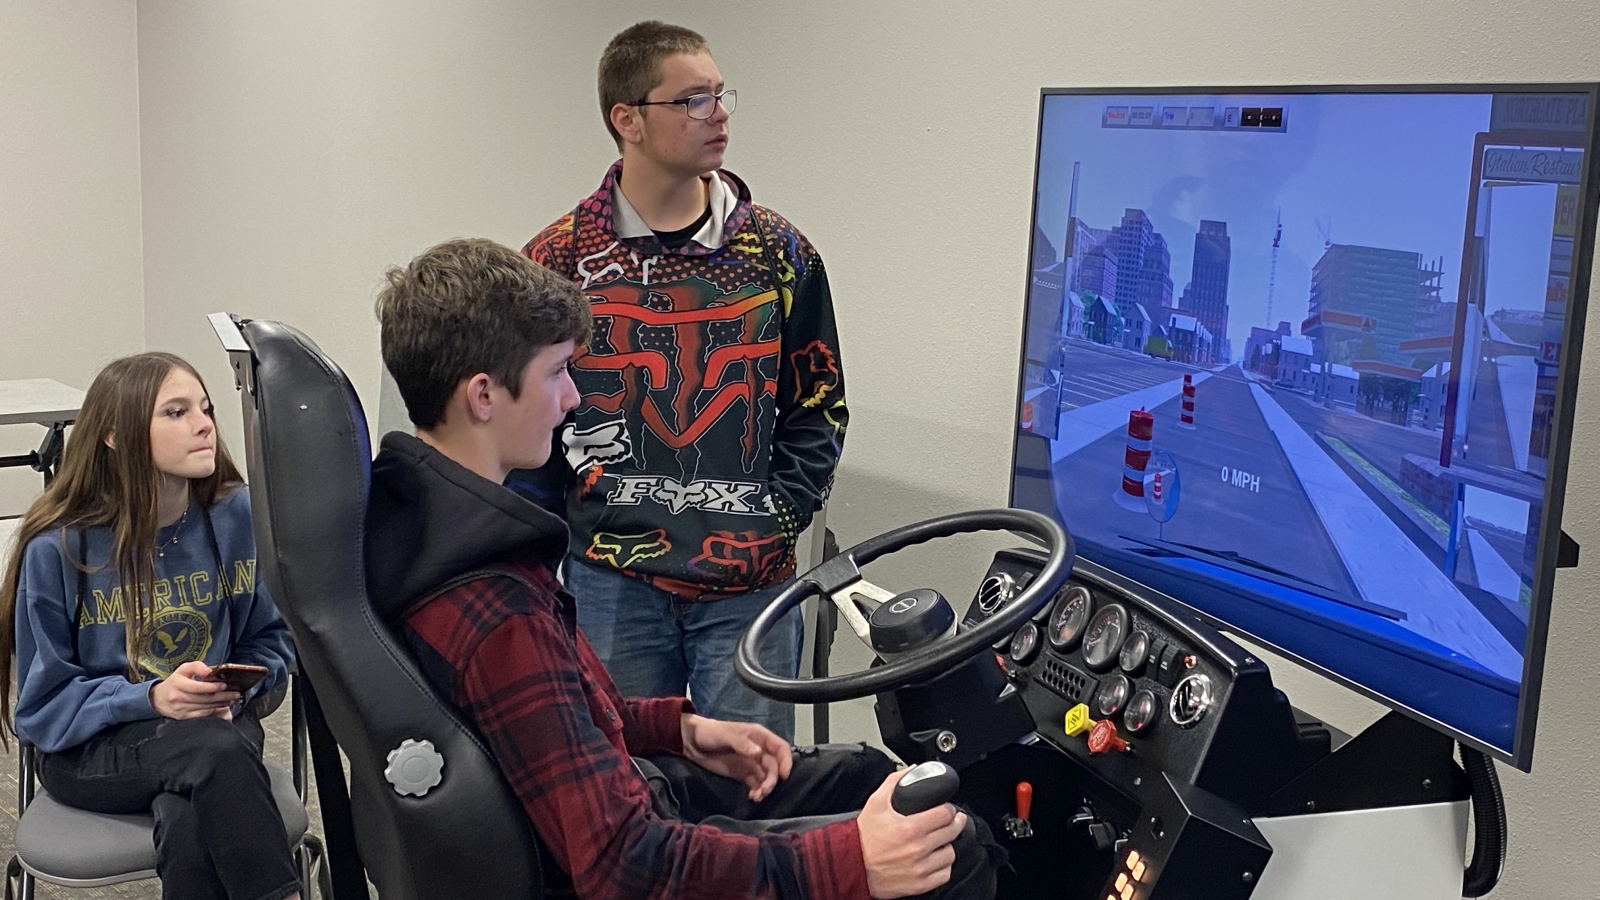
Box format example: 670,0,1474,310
891,761,960,815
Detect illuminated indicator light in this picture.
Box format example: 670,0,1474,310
1115,874,1128,891
1065,704,1095,737
1133,861,1147,880
1126,850,1141,869
1120,885,1135,900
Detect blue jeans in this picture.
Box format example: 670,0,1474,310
563,556,805,741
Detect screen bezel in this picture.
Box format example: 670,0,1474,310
1008,83,1600,771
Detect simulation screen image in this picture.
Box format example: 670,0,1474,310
1011,89,1593,757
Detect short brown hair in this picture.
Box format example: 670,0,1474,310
376,238,592,430
598,21,709,146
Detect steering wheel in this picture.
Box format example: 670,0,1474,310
735,508,1073,703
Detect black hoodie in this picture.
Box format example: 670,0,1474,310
365,433,569,622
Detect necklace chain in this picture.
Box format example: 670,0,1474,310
157,508,189,558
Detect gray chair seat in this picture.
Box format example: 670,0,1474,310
14,763,307,886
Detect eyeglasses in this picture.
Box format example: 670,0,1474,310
630,89,737,120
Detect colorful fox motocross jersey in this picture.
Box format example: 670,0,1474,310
513,162,847,601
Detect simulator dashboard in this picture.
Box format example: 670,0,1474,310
947,548,1470,900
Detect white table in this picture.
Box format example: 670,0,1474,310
0,378,86,487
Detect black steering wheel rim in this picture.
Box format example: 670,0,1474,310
735,508,1073,703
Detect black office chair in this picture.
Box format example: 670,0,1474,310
210,313,543,899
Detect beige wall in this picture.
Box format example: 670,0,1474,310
10,0,1600,894
0,0,144,517
135,0,626,453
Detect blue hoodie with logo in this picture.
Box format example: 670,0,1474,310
13,487,295,753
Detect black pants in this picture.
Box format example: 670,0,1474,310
641,744,1004,900
39,714,301,900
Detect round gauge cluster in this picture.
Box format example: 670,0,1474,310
1014,583,1220,738
1009,622,1041,665
1081,603,1129,672
1010,580,1222,738
1093,673,1130,718
1123,689,1159,734
1119,631,1149,676
1048,586,1093,651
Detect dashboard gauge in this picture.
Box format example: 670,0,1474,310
1047,586,1093,651
1094,674,1132,718
1081,603,1130,672
1170,673,1214,728
1124,689,1159,734
1009,622,1042,666
1120,630,1150,677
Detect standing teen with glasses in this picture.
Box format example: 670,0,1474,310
0,352,300,900
509,21,848,743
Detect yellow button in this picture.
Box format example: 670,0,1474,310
1125,849,1141,869
1132,861,1146,881
1065,704,1095,736
1115,873,1128,891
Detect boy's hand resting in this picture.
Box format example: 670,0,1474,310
150,661,240,720
680,713,793,802
858,769,967,899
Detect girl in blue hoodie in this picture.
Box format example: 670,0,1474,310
0,352,300,900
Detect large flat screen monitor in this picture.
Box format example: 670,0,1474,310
1011,85,1598,769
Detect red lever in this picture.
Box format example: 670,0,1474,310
1087,718,1130,755
1015,782,1033,821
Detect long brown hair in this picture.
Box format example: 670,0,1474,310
0,353,243,741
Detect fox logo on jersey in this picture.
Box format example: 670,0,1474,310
563,419,634,473
790,340,841,409
586,530,672,569
608,476,765,515
689,531,789,583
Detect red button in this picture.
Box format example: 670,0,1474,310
1015,781,1033,821
1087,718,1129,755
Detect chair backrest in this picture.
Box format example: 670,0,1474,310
216,316,542,900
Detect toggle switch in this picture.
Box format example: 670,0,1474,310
1003,781,1034,840
1071,802,1117,852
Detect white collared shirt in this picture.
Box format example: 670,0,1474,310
611,172,737,250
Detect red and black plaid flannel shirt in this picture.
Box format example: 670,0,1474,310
404,559,871,900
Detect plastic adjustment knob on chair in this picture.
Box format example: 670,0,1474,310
891,761,960,815
384,738,445,797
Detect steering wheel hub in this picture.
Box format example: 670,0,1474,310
869,588,956,655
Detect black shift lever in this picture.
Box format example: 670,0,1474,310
891,761,960,815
